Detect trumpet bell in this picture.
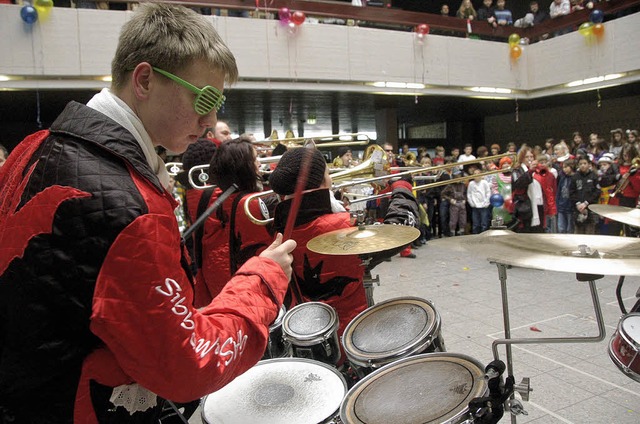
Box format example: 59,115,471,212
331,144,389,185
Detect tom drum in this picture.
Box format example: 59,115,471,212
340,352,487,424
342,297,445,377
608,312,640,382
282,302,341,366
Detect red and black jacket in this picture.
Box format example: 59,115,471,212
194,191,274,308
272,189,367,340
0,102,288,423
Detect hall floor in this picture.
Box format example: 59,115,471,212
191,236,640,423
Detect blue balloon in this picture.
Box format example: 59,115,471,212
20,5,38,24
590,9,604,24
490,193,504,208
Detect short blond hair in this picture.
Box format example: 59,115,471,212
111,4,238,90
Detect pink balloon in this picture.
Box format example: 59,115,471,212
279,7,291,24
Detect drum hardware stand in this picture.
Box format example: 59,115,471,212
361,259,380,308
468,360,525,424
489,262,607,423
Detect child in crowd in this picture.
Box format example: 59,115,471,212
467,167,492,234
533,154,557,233
442,169,467,235
556,159,576,234
570,156,600,235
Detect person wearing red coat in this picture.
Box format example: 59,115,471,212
269,148,368,351
0,5,295,423
533,155,558,232
193,137,278,307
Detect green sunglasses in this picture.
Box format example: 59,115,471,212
152,66,225,115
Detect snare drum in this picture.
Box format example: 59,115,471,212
263,305,290,359
202,358,347,424
342,297,445,377
340,353,487,424
608,312,640,382
282,302,342,366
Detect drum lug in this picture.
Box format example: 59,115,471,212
322,339,333,358
513,377,532,402
508,398,528,416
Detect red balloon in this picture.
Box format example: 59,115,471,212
291,11,306,26
416,24,430,35
504,198,513,213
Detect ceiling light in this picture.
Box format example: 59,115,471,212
99,75,112,82
385,82,407,89
370,82,425,89
566,80,583,87
583,76,605,85
604,73,624,81
0,75,10,82
406,83,425,89
306,115,316,125
372,82,386,88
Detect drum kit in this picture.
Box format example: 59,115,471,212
199,204,640,424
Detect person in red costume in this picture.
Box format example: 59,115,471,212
269,148,368,353
193,136,279,307
0,4,295,423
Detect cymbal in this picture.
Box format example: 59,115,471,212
430,231,640,276
307,224,420,256
589,204,640,228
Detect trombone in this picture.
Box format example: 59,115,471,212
252,132,371,151
243,152,515,225
187,134,372,189
166,162,184,177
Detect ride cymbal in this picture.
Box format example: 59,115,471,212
307,224,420,255
430,231,640,276
589,204,640,228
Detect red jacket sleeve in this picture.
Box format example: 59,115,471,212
90,212,289,402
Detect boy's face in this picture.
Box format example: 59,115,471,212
451,148,459,156
143,60,223,154
599,162,611,171
464,146,472,155
578,159,590,173
484,0,492,7
538,159,548,170
563,164,573,175
530,2,538,12
497,0,505,9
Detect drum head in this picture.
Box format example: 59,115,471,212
340,353,487,424
283,302,338,345
342,297,439,365
621,313,640,346
202,358,347,424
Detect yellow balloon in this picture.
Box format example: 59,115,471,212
508,33,521,47
578,22,593,37
34,0,54,20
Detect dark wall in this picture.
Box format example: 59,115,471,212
484,94,640,149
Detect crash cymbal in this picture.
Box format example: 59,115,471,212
430,231,640,276
589,204,640,228
307,224,420,256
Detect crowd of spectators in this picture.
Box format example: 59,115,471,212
353,128,640,243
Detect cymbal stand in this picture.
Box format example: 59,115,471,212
360,257,379,308
489,262,607,423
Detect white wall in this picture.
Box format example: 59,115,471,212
1,5,638,98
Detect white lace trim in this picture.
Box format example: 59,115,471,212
109,384,158,414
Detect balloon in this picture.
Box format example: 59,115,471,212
416,24,430,35
34,0,54,20
20,5,38,24
278,7,291,24
589,9,604,24
510,45,522,60
490,193,504,208
578,22,593,37
503,197,514,213
592,23,604,37
290,11,306,26
508,33,520,47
